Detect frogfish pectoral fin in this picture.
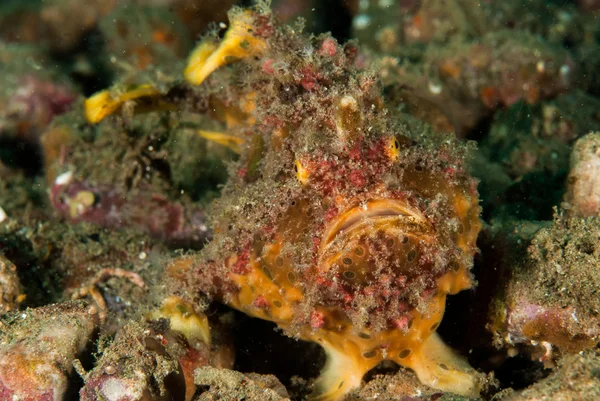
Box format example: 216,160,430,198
309,339,378,401
396,332,483,397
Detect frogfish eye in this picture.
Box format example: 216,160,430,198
384,136,400,161
294,159,309,185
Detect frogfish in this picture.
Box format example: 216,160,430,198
89,3,484,400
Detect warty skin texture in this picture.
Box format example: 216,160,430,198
167,4,484,400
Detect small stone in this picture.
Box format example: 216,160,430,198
564,132,600,217
0,206,7,223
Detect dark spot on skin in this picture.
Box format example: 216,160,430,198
273,300,283,308
363,350,377,358
342,257,353,265
399,349,411,358
430,322,439,331
386,238,395,248
275,256,284,266
287,271,297,283
343,271,356,280
407,319,413,329
407,249,417,262
358,332,371,339
439,363,449,370
402,236,409,244
354,246,365,256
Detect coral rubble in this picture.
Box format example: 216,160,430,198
0,301,99,401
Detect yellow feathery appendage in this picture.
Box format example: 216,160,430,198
184,39,219,85
84,84,166,124
197,131,244,154
184,10,267,86
85,90,117,124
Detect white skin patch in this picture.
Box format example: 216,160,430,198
55,170,73,186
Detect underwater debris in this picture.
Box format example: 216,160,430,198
495,348,600,401
0,301,99,401
72,268,146,323
81,297,234,401
0,160,48,223
41,108,226,248
98,3,193,73
193,367,290,401
351,0,598,138
378,31,574,136
577,0,600,11
0,218,163,320
487,215,600,363
0,43,76,149
346,366,481,401
0,0,114,53
400,0,488,45
0,254,23,315
354,0,597,53
474,90,600,221
0,75,75,142
48,175,211,249
80,320,185,401
483,91,600,179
